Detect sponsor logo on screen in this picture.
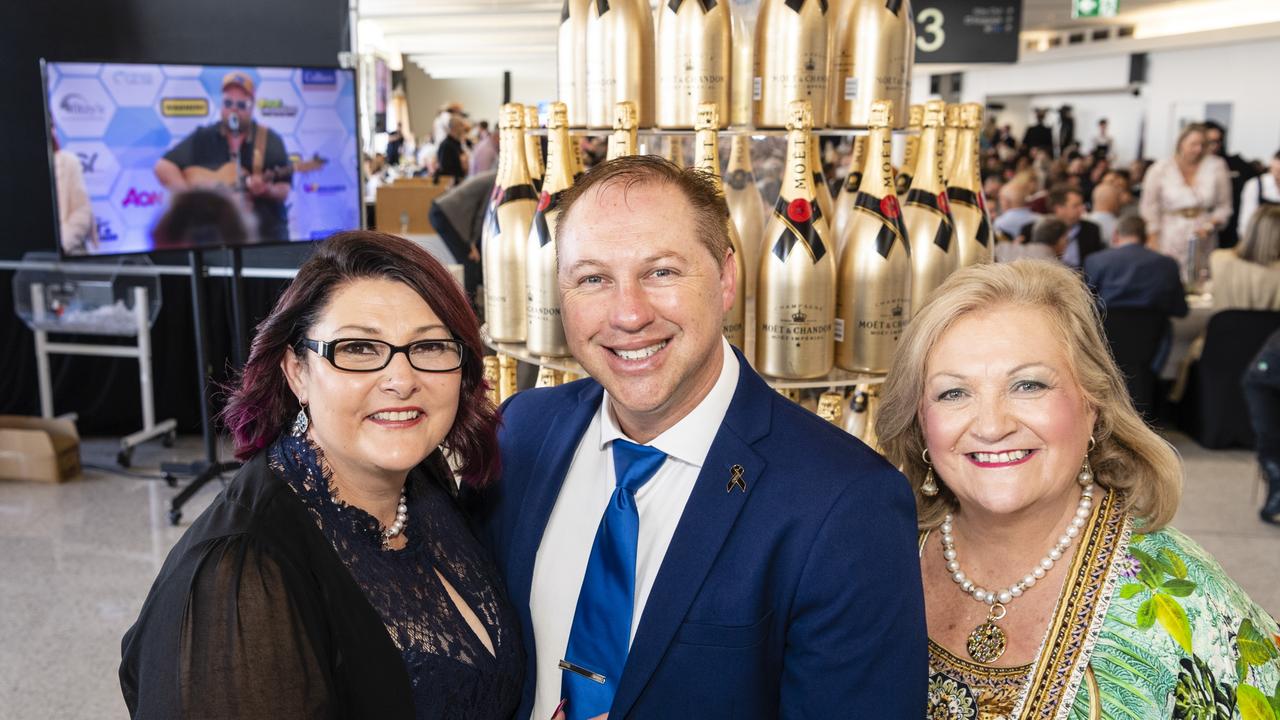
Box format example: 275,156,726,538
258,98,299,117
301,69,337,86
59,93,107,117
161,98,210,117
111,70,155,86
96,218,119,243
77,152,99,174
122,187,164,207
303,182,346,195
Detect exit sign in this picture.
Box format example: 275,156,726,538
1072,0,1119,18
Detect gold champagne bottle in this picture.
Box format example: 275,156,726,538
571,133,587,178
942,103,961,183
816,390,845,424
694,103,746,349
607,101,639,160
666,136,686,168
586,0,655,129
948,103,993,267
776,386,801,404
535,363,563,388
832,135,868,257
897,103,924,194
902,100,958,314
756,101,836,379
656,0,730,129
829,0,913,128
483,356,500,405
483,104,539,342
842,383,881,448
524,105,545,194
525,102,574,357
753,0,828,129
835,100,912,374
809,132,835,229
559,0,590,127
498,354,519,401
729,4,754,126
724,134,765,301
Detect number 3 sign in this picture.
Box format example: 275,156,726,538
912,0,1022,64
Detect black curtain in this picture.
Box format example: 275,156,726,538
0,0,350,434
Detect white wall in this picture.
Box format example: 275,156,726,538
941,34,1280,165
987,92,1144,164
1143,37,1280,161
403,61,558,144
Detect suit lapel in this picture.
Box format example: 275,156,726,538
611,354,773,717
508,382,604,619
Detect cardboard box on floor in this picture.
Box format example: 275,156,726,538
0,416,81,483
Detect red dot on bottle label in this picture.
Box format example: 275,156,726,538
537,191,551,212
880,196,901,219
787,198,812,223
938,192,950,214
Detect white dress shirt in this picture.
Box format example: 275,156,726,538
527,338,740,720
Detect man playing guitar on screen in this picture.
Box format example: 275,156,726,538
154,71,292,241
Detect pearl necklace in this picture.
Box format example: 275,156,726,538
940,483,1095,663
381,486,409,545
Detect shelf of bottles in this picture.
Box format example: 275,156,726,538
477,0,993,442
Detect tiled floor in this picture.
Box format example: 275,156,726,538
0,432,1276,719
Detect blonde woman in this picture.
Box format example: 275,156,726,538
876,260,1280,718
1210,204,1280,311
1140,124,1232,280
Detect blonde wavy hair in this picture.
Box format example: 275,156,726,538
875,260,1183,531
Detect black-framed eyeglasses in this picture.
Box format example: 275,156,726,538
223,98,251,111
302,338,465,373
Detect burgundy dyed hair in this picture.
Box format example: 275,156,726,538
218,230,499,487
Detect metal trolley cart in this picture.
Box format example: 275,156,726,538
13,253,177,467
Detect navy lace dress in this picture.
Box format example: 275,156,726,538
120,435,523,720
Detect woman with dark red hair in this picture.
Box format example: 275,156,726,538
120,231,523,719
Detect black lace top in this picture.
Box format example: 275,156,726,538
120,438,523,720
271,435,524,718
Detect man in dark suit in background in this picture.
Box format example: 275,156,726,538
1022,108,1055,158
1022,185,1104,268
1084,215,1189,318
478,156,926,720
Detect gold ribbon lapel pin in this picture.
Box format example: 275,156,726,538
727,464,746,494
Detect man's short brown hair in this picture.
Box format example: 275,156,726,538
1046,184,1083,211
553,154,732,265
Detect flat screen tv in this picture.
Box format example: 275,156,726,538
41,60,362,257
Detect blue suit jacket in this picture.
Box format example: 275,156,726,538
475,350,927,719
1083,243,1190,318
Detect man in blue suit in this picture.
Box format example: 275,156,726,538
1084,214,1189,318
476,156,926,719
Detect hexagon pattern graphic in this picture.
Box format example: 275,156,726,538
44,62,360,255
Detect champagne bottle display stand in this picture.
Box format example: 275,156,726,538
527,127,916,138
481,323,885,391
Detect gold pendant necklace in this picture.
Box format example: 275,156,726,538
966,602,1008,663
940,483,1096,664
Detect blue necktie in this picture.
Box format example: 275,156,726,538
560,439,667,720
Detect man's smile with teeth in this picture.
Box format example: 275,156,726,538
611,341,668,360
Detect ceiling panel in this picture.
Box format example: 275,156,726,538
359,0,1216,80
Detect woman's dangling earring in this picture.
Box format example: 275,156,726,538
921,448,939,497
1078,435,1096,486
291,403,309,437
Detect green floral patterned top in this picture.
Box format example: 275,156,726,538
926,489,1280,720
1078,527,1280,719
